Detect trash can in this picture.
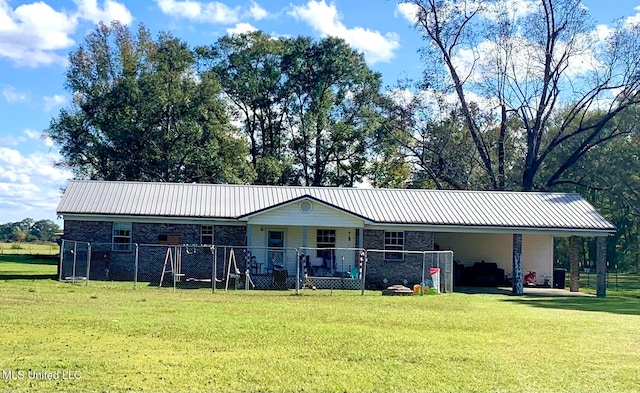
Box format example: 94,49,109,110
553,268,566,289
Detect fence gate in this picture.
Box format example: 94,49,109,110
59,240,91,285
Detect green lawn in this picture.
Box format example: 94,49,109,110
578,272,640,298
0,242,59,256
0,258,639,393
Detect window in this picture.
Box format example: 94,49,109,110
316,229,336,259
384,231,404,260
201,225,214,245
112,222,132,251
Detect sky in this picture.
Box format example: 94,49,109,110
0,0,639,225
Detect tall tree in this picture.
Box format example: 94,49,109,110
198,32,291,184
396,0,640,191
199,33,384,186
284,37,384,186
46,22,254,184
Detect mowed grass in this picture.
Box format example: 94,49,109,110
0,242,59,256
0,259,639,393
578,273,640,298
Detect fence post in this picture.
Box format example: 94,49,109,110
361,250,367,296
295,249,300,295
58,239,65,281
210,246,216,293
133,244,139,289
85,243,91,286
72,241,77,284
212,246,218,294
421,252,426,286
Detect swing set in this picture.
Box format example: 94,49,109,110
159,245,254,291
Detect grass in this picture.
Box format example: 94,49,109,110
0,258,639,392
577,272,640,298
0,242,59,256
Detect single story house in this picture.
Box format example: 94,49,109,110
56,180,615,293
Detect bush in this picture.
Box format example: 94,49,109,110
10,243,23,250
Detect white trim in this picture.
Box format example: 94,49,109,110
61,214,244,226
62,214,612,237
239,196,371,225
365,223,612,237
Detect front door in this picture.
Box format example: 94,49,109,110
267,230,285,272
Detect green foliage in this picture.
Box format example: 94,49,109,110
200,32,385,186
0,219,60,243
46,22,254,184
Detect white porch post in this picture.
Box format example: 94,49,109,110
302,226,308,249
512,234,524,295
358,228,364,249
247,224,252,248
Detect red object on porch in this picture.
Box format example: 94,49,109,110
429,268,440,275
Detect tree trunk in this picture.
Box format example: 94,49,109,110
596,236,607,298
569,236,580,292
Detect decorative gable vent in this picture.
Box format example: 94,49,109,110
299,200,313,213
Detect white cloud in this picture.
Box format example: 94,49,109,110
0,147,71,222
247,1,268,20
226,22,258,35
2,86,29,103
395,3,420,24
0,0,76,66
0,0,134,68
289,0,400,64
24,128,40,141
43,94,67,112
73,0,133,25
0,135,26,146
155,0,240,24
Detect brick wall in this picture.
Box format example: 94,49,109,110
63,220,112,243
61,220,247,282
364,229,434,289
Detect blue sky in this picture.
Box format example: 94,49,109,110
0,0,639,225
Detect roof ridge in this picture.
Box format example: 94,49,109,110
68,180,575,195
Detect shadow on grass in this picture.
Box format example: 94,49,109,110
502,296,640,316
0,274,57,281
0,255,58,265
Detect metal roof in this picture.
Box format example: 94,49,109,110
56,180,616,233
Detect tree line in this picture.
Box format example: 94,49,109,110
0,219,61,243
45,1,640,272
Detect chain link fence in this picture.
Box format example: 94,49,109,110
58,240,91,284
57,241,452,294
364,250,454,293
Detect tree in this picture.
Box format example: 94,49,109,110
12,228,26,243
30,220,61,242
198,31,292,185
395,0,640,191
46,22,254,184
198,32,385,186
549,105,640,273
284,37,384,186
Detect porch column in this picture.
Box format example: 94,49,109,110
358,228,364,249
596,236,607,298
302,226,308,249
247,225,252,248
512,234,523,295
569,236,580,292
